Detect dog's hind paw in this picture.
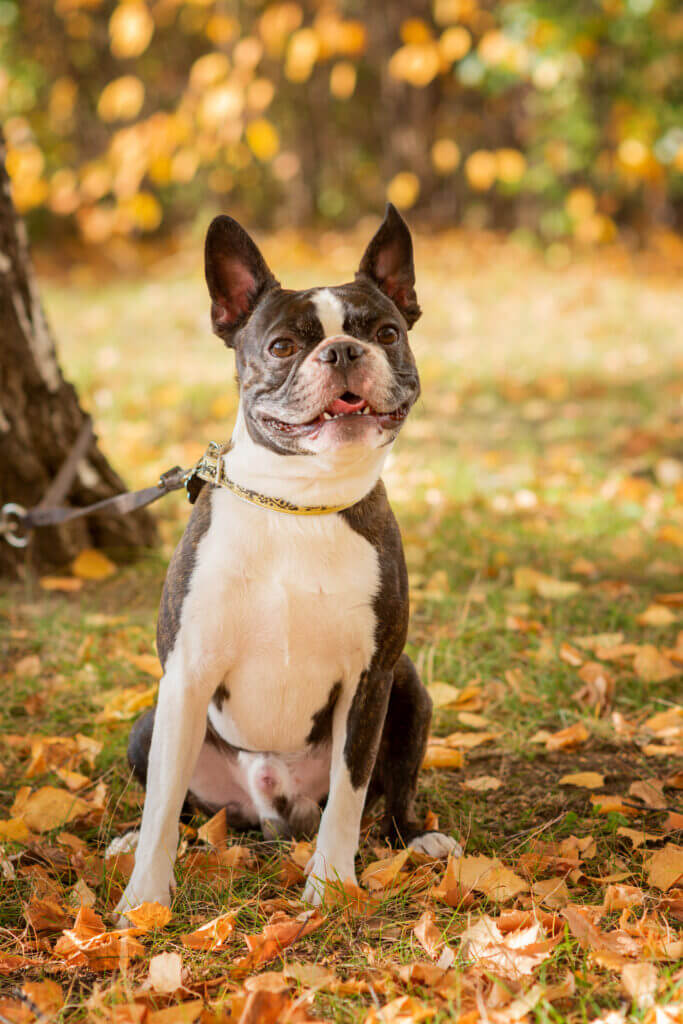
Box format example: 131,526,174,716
409,831,462,859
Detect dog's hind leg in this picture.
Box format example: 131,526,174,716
368,652,462,859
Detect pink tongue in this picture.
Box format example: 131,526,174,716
327,397,366,415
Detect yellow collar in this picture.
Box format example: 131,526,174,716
187,441,360,516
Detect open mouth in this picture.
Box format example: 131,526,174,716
262,391,411,436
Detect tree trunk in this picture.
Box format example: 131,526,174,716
0,136,157,578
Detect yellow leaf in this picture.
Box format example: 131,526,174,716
559,771,604,789
657,524,683,547
181,912,235,951
531,877,570,908
361,850,411,890
72,549,117,581
0,818,32,841
39,576,83,592
637,603,676,627
126,902,173,931
246,118,280,162
590,794,638,817
97,76,145,123
96,684,158,722
422,746,464,770
387,171,420,210
545,722,590,750
464,775,501,792
644,844,683,891
12,787,91,833
125,653,163,679
633,645,678,682
456,854,528,902
514,567,581,599
621,963,658,1008
109,1,154,59
426,682,461,708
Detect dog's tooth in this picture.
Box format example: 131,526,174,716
362,406,370,415
323,411,332,420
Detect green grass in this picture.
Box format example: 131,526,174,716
1,231,682,1021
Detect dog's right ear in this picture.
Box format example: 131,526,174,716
205,216,279,346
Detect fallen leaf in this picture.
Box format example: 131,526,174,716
197,806,228,846
235,910,324,972
39,576,84,592
147,1002,203,1024
11,786,91,832
461,915,555,978
603,884,644,912
590,794,638,817
0,819,32,842
361,850,412,890
426,682,462,708
181,912,235,950
575,633,624,653
439,730,499,749
560,642,584,666
148,951,185,994
182,844,255,881
14,654,41,677
531,877,570,909
633,645,678,682
431,855,474,908
629,778,667,809
455,854,528,902
124,652,163,678
72,549,117,580
560,771,604,789
545,722,590,751
95,684,158,722
574,661,615,712
422,746,464,770
413,910,443,959
621,962,657,1007
644,844,683,891
125,902,172,931
637,604,676,627
236,989,290,1024
21,981,63,1016
617,827,661,848
283,962,338,988
514,567,581,599
464,775,502,792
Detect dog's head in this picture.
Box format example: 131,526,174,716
205,204,421,456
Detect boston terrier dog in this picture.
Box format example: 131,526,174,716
115,204,461,917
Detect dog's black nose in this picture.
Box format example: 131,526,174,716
317,339,365,368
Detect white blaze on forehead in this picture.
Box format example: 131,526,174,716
313,289,345,338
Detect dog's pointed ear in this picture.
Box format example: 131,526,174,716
356,203,421,328
205,215,279,345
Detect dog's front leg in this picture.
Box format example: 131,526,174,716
303,668,392,904
115,649,217,918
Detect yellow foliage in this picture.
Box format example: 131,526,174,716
189,53,230,91
246,118,280,162
329,61,356,100
98,76,145,123
259,3,303,57
72,549,117,580
247,78,275,112
465,150,498,190
401,18,433,45
109,1,154,60
205,14,239,46
387,171,420,209
496,148,527,184
389,43,441,87
285,27,319,82
439,26,471,62
431,138,460,174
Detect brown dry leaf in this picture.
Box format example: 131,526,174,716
574,661,615,712
460,915,555,978
182,844,255,881
560,642,584,666
25,894,73,932
11,786,91,832
575,632,624,653
55,767,90,791
561,906,634,968
431,855,474,908
72,548,117,580
590,794,639,817
560,771,604,789
571,556,597,576
644,706,683,740
455,854,528,902
464,775,502,792
15,654,41,676
236,989,290,1024
617,827,661,849
413,910,443,959
283,962,338,988
243,971,290,993
603,884,645,912
21,981,63,1016
531,877,570,909
514,567,581,599
147,1002,203,1024
125,901,172,931
621,962,658,1007
366,996,436,1024
629,779,667,809
148,951,185,994
236,910,324,972
637,604,677,627
545,722,590,751
422,746,464,770
197,806,228,846
657,524,683,547
54,906,145,972
361,849,412,890
439,730,499,749
39,576,83,592
644,844,683,891
181,912,235,950
633,645,679,682
70,878,96,909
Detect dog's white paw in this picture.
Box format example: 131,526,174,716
409,831,462,859
302,849,357,905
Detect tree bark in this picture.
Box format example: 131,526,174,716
0,136,157,578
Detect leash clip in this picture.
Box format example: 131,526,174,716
157,465,187,492
1,503,31,548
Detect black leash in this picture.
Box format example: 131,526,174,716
1,417,191,549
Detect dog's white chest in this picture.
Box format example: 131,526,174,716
190,489,379,752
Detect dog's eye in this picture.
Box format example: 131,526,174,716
376,325,399,345
269,338,299,358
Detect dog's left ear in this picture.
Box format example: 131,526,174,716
205,215,279,346
356,203,421,328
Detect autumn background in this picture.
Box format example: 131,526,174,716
1,1,683,1022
